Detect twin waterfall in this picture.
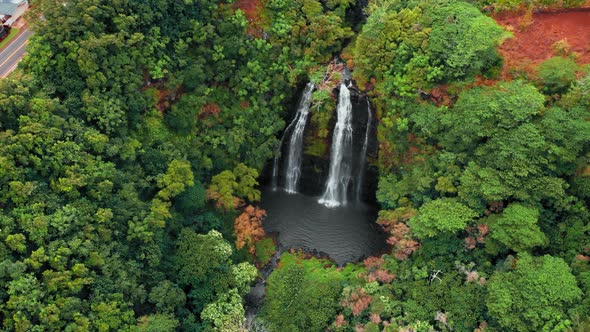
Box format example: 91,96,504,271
272,82,372,208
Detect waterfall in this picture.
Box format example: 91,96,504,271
319,83,354,207
271,118,298,191
355,99,372,202
284,83,314,193
272,83,314,191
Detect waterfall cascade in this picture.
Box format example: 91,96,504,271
284,84,314,193
318,83,354,207
355,98,372,202
271,83,314,192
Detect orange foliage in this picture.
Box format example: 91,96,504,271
234,205,266,253
429,85,453,106
363,256,384,270
341,288,372,316
333,314,347,328
362,257,396,283
378,140,397,170
205,189,244,210
377,209,420,260
233,0,264,37
465,224,490,250
200,102,221,119
370,313,382,324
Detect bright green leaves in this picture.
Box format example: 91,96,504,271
266,0,353,63
5,234,27,253
541,106,590,174
353,4,430,88
260,254,343,332
231,262,258,295
431,81,576,209
136,313,179,332
201,263,258,332
486,204,547,253
352,0,505,103
207,163,260,210
129,159,194,243
89,298,136,332
487,254,582,331
440,81,545,152
536,56,581,95
207,170,238,211
233,163,260,202
201,289,246,332
176,229,233,287
426,0,507,80
156,160,194,201
175,229,256,324
409,198,478,238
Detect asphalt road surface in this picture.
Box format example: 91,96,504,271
0,28,33,78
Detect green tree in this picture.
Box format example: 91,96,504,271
137,313,179,332
487,254,582,331
486,204,547,253
201,289,246,332
409,198,478,238
148,280,186,313
261,254,343,332
206,163,261,210
425,0,507,80
536,57,580,95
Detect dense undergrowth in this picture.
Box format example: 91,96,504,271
0,0,588,331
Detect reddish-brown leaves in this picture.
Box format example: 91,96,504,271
362,257,395,284
377,209,420,260
341,288,372,316
200,102,221,119
333,314,347,328
465,224,490,250
234,205,266,254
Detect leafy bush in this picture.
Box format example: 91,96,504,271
537,56,580,95
409,198,478,238
260,254,344,331
255,237,277,266
487,254,582,331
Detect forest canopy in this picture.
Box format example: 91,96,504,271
0,0,588,331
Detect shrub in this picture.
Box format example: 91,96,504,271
254,237,276,266
537,57,580,95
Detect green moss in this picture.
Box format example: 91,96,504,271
255,237,276,266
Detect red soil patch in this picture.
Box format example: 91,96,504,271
494,9,590,78
233,0,264,37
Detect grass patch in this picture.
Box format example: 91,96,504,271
254,237,276,266
0,28,20,50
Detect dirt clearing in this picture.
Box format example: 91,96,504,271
494,9,590,77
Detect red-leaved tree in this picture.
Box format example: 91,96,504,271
234,205,266,254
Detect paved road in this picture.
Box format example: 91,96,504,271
0,28,33,78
